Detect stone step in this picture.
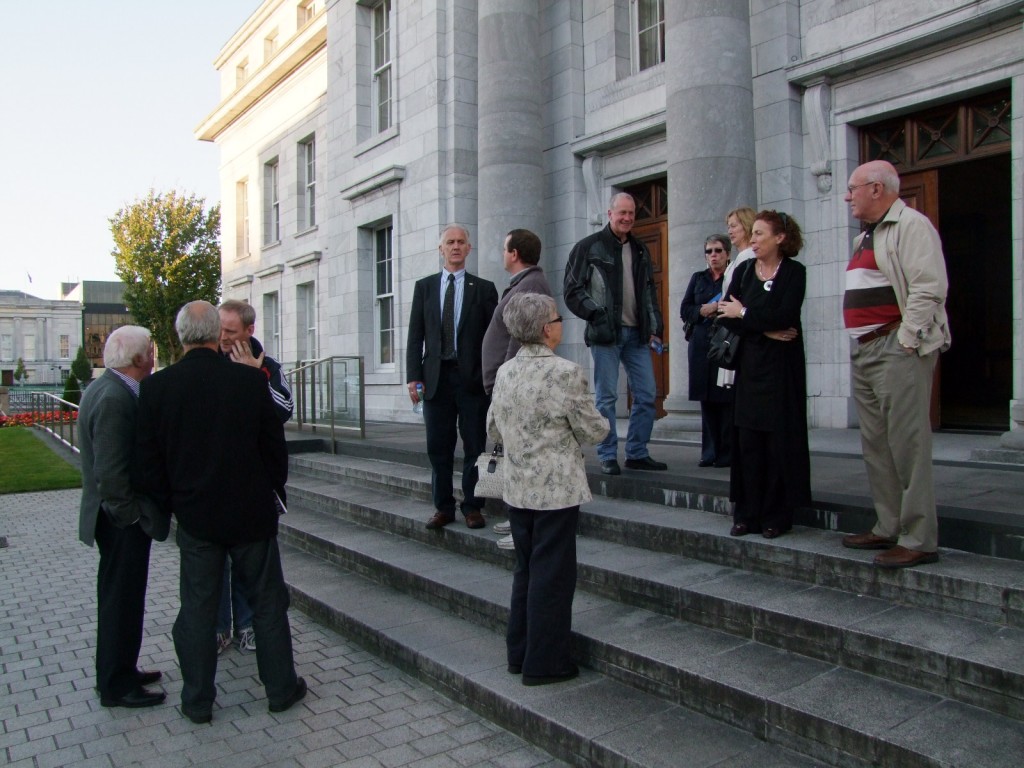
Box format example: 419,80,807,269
277,494,1024,768
288,453,1024,628
279,542,822,768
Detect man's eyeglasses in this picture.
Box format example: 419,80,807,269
705,247,726,255
847,181,878,194
546,316,563,325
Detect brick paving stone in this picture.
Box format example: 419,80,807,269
1,488,567,768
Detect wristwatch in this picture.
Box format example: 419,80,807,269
740,307,747,319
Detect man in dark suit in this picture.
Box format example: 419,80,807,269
407,224,498,530
137,301,306,724
78,325,169,709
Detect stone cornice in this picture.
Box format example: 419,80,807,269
340,166,407,201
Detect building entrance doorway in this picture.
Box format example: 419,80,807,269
624,179,669,418
860,90,1011,430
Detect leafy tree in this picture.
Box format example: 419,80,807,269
13,357,27,385
62,373,81,409
110,190,221,364
70,346,93,388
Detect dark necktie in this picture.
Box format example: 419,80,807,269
442,273,456,360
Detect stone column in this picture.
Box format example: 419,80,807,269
476,0,544,285
655,0,757,440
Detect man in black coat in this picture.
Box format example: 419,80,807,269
78,325,169,709
137,301,306,724
406,224,498,530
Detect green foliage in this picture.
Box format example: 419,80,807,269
13,357,27,384
62,373,81,408
110,189,221,364
71,346,93,387
0,428,82,494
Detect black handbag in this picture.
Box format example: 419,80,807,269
707,321,741,370
683,319,695,341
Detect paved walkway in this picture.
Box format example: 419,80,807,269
0,489,566,768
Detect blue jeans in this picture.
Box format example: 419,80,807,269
591,326,656,462
173,527,297,713
217,559,253,635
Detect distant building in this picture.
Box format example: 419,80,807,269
60,281,135,369
0,290,83,387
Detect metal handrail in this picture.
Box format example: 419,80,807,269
28,391,80,454
284,355,366,450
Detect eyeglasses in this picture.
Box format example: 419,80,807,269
546,316,563,325
847,181,878,194
705,247,726,255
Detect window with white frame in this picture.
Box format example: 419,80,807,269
236,58,249,88
297,0,316,28
59,335,70,359
236,179,250,258
264,30,279,61
1,334,12,361
299,136,316,230
374,224,394,365
296,282,317,362
263,159,280,245
372,0,393,133
631,0,665,73
262,292,281,359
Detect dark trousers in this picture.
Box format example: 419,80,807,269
423,362,489,515
733,427,793,532
94,511,152,698
506,506,579,677
173,526,297,713
700,400,733,464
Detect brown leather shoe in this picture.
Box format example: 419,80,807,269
425,511,455,530
464,510,485,529
842,532,897,550
873,546,939,569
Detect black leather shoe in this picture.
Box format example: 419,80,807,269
101,687,166,708
698,459,714,467
713,461,731,468
522,664,579,686
507,664,522,675
729,523,750,537
600,460,621,475
182,706,212,724
269,677,307,713
624,456,668,471
136,670,162,686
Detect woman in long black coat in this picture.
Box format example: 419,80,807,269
717,211,811,539
680,235,733,467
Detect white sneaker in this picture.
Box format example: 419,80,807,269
216,632,232,655
493,521,511,534
237,626,256,653
497,534,515,550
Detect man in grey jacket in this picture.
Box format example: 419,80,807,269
481,228,552,395
840,160,951,568
78,325,169,708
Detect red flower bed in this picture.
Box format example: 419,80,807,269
0,411,79,428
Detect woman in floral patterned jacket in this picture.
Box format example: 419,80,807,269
487,292,609,686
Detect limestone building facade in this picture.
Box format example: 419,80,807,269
199,0,1024,441
0,291,83,387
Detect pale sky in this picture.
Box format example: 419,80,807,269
0,0,261,300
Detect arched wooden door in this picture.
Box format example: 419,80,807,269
624,179,669,418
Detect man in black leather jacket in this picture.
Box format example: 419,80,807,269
563,192,667,475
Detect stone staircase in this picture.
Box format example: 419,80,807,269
278,449,1024,768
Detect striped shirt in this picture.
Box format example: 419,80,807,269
109,368,140,399
843,228,901,339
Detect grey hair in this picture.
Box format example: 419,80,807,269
705,234,732,254
219,298,256,327
876,166,901,195
439,223,471,245
103,325,151,369
175,301,220,346
609,192,635,209
503,293,557,345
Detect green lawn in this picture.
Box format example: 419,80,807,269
0,428,82,494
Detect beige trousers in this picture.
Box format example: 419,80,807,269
851,332,939,552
